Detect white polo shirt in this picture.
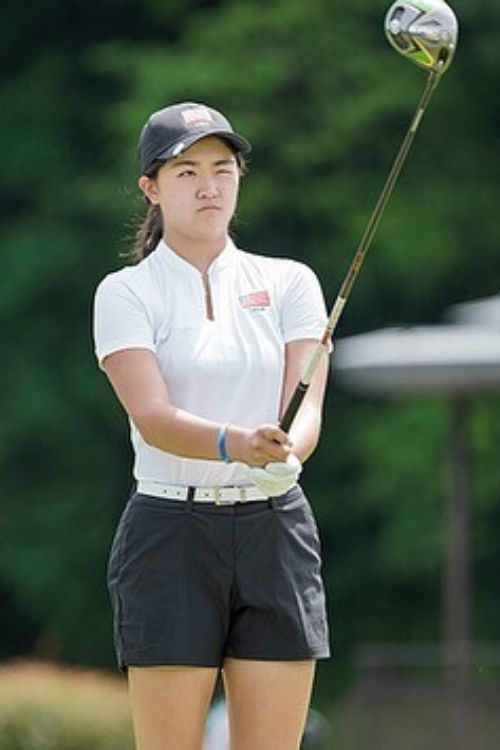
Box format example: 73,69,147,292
93,239,328,486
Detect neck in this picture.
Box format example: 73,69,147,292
163,231,228,274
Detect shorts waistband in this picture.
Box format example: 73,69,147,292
136,480,269,505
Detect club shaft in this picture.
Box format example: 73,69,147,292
280,70,440,433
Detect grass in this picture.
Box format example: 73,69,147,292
0,660,133,750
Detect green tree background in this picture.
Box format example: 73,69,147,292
1,0,499,702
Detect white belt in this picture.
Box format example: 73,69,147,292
136,480,269,505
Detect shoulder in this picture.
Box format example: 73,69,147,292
94,256,157,304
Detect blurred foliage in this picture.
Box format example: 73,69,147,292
331,676,500,749
0,661,132,749
0,0,499,700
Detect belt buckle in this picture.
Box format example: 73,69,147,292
214,487,233,506
238,487,248,503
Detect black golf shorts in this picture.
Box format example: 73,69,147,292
107,485,330,670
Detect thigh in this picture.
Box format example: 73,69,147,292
223,658,316,750
128,666,218,750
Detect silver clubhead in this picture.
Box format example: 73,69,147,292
385,0,458,75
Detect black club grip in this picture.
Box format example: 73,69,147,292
279,381,309,432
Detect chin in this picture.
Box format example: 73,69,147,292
196,217,230,236
188,226,228,245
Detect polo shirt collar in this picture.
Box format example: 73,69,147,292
156,238,238,277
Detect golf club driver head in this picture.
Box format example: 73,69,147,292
385,0,458,75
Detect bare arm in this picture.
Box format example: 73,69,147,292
102,349,291,467
280,339,329,463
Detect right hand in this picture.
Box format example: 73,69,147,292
227,424,292,467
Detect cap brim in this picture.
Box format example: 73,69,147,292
157,129,252,162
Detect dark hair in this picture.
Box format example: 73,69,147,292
129,160,163,263
132,204,163,262
131,149,247,263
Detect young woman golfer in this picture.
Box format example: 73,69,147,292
93,102,331,750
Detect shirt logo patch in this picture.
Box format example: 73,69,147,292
181,106,214,127
239,290,271,310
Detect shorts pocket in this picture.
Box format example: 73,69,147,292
271,489,329,655
275,488,321,555
107,498,191,658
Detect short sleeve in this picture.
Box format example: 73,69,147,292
93,273,155,368
279,262,328,344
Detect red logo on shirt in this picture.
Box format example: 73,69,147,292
239,290,271,309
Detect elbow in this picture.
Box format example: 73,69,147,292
135,421,159,449
132,408,168,450
303,413,324,462
307,410,323,445
140,427,160,448
304,430,321,463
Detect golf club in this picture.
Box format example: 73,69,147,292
280,0,458,432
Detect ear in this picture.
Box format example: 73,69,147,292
138,175,160,205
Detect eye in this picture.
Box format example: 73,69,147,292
177,169,196,178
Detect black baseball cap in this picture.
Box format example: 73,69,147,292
139,102,252,175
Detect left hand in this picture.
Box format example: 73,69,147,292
244,454,302,496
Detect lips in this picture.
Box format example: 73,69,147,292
197,204,221,212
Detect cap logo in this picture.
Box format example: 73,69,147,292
182,106,214,127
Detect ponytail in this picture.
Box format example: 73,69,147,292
132,203,163,262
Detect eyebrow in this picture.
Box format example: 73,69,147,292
169,157,236,170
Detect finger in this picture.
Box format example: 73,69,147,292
261,426,292,446
262,442,291,462
246,453,273,468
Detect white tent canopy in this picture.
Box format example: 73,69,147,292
331,302,500,693
447,294,500,329
333,325,500,395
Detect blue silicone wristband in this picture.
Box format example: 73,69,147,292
217,424,231,463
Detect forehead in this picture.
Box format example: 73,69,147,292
171,136,235,163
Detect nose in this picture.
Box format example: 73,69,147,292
196,175,219,199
